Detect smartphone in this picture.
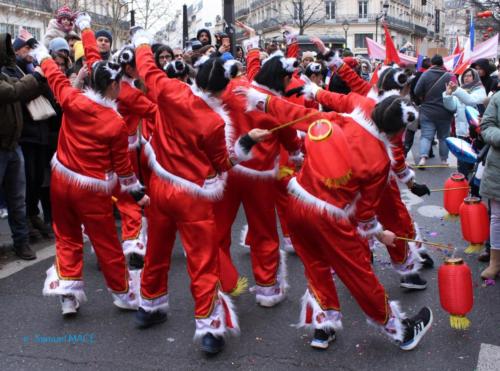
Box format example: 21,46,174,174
450,74,458,84
222,37,230,47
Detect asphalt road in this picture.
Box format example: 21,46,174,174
0,153,499,371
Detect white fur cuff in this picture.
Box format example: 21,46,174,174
243,36,259,51
396,167,415,184
233,136,254,163
119,174,141,193
246,88,269,112
357,218,383,238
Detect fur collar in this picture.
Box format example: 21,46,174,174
343,106,395,165
82,89,119,113
366,88,401,103
121,75,136,88
190,83,235,151
251,80,282,97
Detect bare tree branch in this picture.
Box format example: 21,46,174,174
280,0,324,35
133,0,175,30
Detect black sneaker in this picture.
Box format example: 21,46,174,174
30,216,53,238
14,244,37,260
310,328,336,349
129,253,144,269
400,274,427,290
400,307,432,350
420,253,434,269
201,333,225,355
135,307,167,329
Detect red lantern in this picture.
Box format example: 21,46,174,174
460,197,490,253
443,173,469,217
483,10,493,18
438,258,474,330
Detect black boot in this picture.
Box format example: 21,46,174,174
129,253,144,269
30,215,54,238
135,307,167,329
14,244,37,260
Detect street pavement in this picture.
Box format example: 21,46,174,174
0,149,499,371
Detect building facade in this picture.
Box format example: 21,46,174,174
0,0,130,49
234,0,447,57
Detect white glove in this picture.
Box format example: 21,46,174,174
243,36,259,52
75,12,91,31
132,28,153,47
30,43,51,64
246,88,269,112
326,51,343,69
284,31,298,46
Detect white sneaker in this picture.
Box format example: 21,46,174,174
418,157,427,166
122,239,146,257
282,237,295,253
60,295,79,316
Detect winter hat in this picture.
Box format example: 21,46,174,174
372,95,418,135
377,67,408,92
196,28,212,45
302,51,316,61
56,5,75,21
49,37,70,54
13,27,34,51
73,41,84,61
95,30,113,46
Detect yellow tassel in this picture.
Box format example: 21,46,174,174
230,276,248,297
450,315,471,330
444,213,459,220
464,243,483,254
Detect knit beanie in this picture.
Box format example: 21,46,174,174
49,37,70,53
95,30,113,46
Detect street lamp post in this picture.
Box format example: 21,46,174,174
342,19,350,49
375,0,390,42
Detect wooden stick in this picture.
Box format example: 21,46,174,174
430,186,470,192
396,236,454,251
269,112,319,133
411,164,456,168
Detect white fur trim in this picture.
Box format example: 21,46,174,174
344,107,395,165
396,167,415,184
140,293,169,313
251,250,288,307
243,36,259,51
302,81,320,100
392,241,424,276
119,174,141,193
414,222,426,253
121,75,136,88
278,249,289,293
231,163,277,180
51,154,117,194
366,300,406,342
43,265,87,303
83,89,119,113
245,87,269,112
193,292,240,341
122,238,146,257
128,134,140,150
194,55,209,68
190,84,235,155
366,88,401,104
144,141,227,200
287,177,357,221
111,269,141,310
298,290,343,331
401,101,419,127
233,136,254,163
357,219,383,238
251,80,282,97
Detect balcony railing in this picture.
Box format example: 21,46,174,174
87,11,130,30
235,8,249,18
250,0,272,9
1,0,52,13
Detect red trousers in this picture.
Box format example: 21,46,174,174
216,171,280,293
140,174,220,318
51,171,128,293
376,178,416,265
288,197,390,325
275,168,294,238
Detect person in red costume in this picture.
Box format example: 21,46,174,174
76,14,157,262
238,86,432,351
130,27,271,355
30,41,149,316
214,53,302,306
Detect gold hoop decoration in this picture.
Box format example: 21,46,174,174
307,119,333,141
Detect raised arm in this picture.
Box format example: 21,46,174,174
336,61,371,96
118,83,158,121
75,13,102,70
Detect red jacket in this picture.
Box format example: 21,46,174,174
41,57,136,194
314,87,414,183
221,76,301,178
264,95,390,234
135,45,238,200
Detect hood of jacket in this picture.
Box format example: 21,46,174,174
0,33,16,68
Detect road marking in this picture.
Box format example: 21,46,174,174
477,343,500,371
0,243,55,280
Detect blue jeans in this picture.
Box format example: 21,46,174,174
419,116,451,161
0,146,29,248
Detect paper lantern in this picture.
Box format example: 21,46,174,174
438,258,473,330
459,197,490,253
443,173,469,217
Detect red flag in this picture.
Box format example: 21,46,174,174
370,63,382,86
453,36,461,55
383,23,401,65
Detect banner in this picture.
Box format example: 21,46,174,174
366,37,418,65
